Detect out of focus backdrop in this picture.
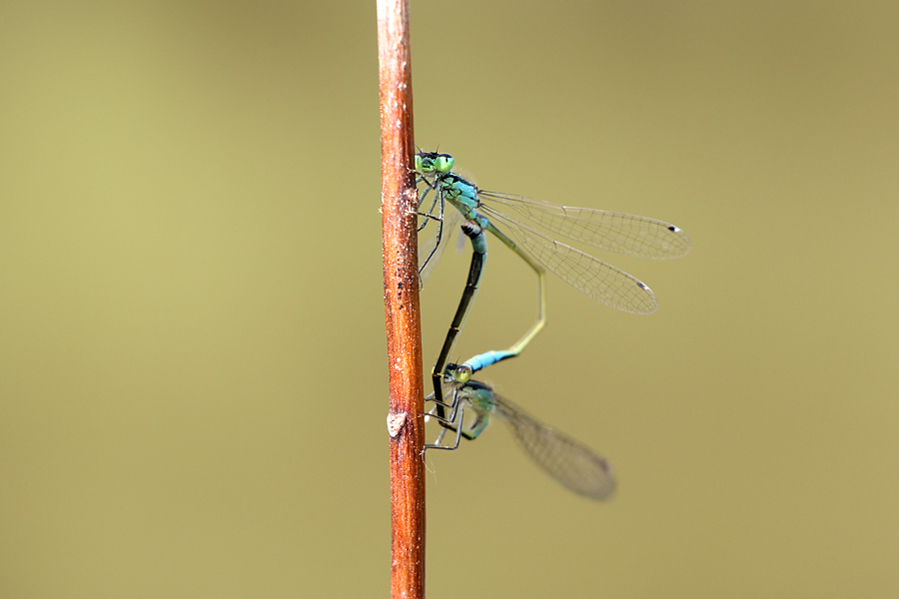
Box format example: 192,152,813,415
2,2,898,597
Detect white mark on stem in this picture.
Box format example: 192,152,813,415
386,412,407,437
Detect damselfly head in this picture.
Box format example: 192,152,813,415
443,363,473,385
415,151,454,174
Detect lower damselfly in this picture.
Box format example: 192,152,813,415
425,366,616,501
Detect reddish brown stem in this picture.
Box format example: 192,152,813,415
377,1,425,598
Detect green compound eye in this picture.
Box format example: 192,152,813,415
414,154,423,171
435,154,454,173
451,364,472,384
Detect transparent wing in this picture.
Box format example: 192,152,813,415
492,393,616,501
481,205,658,314
479,190,690,259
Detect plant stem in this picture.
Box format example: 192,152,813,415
377,0,425,597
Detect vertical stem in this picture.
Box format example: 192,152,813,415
377,1,425,598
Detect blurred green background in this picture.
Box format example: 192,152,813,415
2,1,897,597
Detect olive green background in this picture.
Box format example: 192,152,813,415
2,2,897,597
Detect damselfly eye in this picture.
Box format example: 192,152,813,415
451,364,473,384
435,154,454,173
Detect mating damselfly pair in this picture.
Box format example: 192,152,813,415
415,151,689,500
